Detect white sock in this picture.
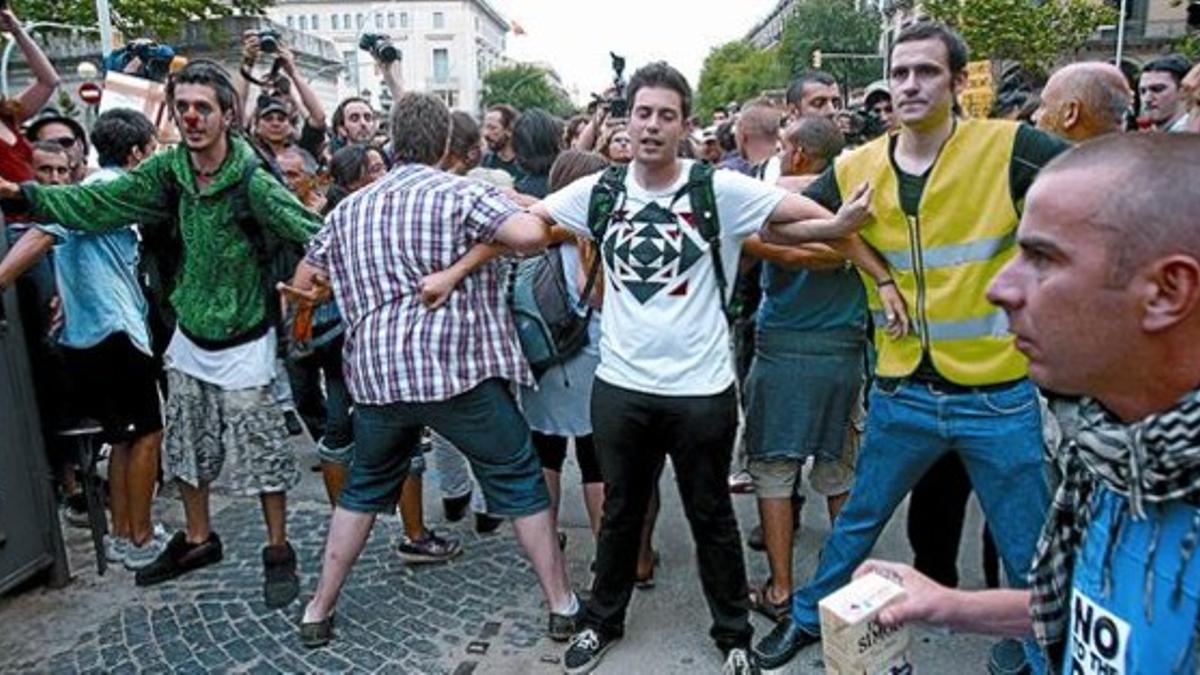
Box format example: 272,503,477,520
556,592,580,616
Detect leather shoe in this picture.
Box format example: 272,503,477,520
753,619,819,670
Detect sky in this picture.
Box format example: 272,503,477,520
489,0,781,104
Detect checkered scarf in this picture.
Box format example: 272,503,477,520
1029,387,1200,652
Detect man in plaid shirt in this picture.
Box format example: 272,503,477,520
289,93,580,648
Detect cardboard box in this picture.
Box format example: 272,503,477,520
819,572,914,675
98,72,179,145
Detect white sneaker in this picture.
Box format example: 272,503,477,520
124,524,170,571
722,648,760,675
104,535,131,564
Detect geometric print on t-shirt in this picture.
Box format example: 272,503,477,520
601,202,705,303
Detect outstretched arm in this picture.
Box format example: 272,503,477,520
742,234,845,271
855,560,1033,638
764,183,873,243
0,228,54,292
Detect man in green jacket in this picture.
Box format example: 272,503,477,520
0,61,321,606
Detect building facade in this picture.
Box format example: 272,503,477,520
266,0,509,114
745,0,802,49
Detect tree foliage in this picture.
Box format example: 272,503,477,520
695,41,787,122
482,63,576,117
14,0,275,41
921,0,1117,77
778,0,883,90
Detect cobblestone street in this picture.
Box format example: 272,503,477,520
0,445,994,674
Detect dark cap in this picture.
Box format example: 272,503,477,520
256,98,291,119
24,107,88,151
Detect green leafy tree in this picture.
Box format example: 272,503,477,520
778,0,883,90
696,41,787,122
482,63,576,117
14,0,275,41
921,0,1117,77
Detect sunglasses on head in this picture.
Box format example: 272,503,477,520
46,136,76,149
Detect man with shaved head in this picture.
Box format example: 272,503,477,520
856,133,1200,675
1035,62,1132,141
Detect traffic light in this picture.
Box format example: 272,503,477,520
812,49,823,68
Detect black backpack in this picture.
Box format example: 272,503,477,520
139,148,305,346
581,162,730,319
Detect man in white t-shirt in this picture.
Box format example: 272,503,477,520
530,61,898,675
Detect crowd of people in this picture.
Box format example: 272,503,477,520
1,3,1199,672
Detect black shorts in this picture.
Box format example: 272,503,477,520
61,332,163,443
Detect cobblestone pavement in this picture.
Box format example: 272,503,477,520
0,447,994,674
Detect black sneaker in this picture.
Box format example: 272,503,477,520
62,492,90,529
443,493,470,522
722,647,760,675
548,597,583,641
396,530,462,564
263,542,300,608
135,532,224,587
563,628,618,675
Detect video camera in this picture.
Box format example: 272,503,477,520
842,106,887,147
591,52,628,119
359,33,399,64
102,39,177,82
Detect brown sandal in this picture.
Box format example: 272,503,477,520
748,580,790,623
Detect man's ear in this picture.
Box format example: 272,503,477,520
1062,100,1082,131
1141,255,1200,333
951,69,969,97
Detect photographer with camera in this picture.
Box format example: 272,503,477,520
573,53,628,154
327,34,403,154
236,29,328,162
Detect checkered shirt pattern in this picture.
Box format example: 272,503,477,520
305,163,532,404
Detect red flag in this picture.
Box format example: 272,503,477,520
510,19,527,35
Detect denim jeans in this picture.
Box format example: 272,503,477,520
792,378,1050,632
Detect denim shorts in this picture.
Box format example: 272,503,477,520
338,379,549,517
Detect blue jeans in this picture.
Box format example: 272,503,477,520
792,378,1050,629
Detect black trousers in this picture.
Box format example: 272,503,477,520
585,379,751,651
907,453,1001,588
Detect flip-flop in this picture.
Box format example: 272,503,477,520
748,580,790,623
299,611,336,648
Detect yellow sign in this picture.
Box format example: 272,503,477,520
961,60,995,118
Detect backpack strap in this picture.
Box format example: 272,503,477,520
230,161,282,325
675,162,730,320
579,165,628,310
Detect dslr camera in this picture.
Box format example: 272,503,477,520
103,39,177,82
359,33,400,64
256,29,283,53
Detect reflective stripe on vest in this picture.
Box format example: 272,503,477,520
837,119,1028,385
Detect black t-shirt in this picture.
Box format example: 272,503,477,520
481,151,525,181
804,123,1071,383
297,120,327,162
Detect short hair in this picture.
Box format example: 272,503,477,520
737,104,782,143
332,96,374,134
166,60,239,116
389,93,451,166
487,103,519,129
627,61,693,119
786,71,837,106
1141,54,1193,86
278,146,319,174
783,116,844,167
448,110,481,160
31,140,70,158
893,21,970,75
563,114,590,148
1051,63,1132,133
1038,134,1200,283
715,120,737,153
548,150,609,192
512,108,562,176
90,108,156,168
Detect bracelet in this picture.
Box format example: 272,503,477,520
877,278,896,289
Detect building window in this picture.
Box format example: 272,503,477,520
433,48,450,82
400,12,409,28
356,13,365,29
311,14,319,29
433,11,445,29
286,15,294,28
299,15,308,30
375,12,383,29
344,50,360,91
332,14,339,30
344,13,351,28
388,12,396,28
